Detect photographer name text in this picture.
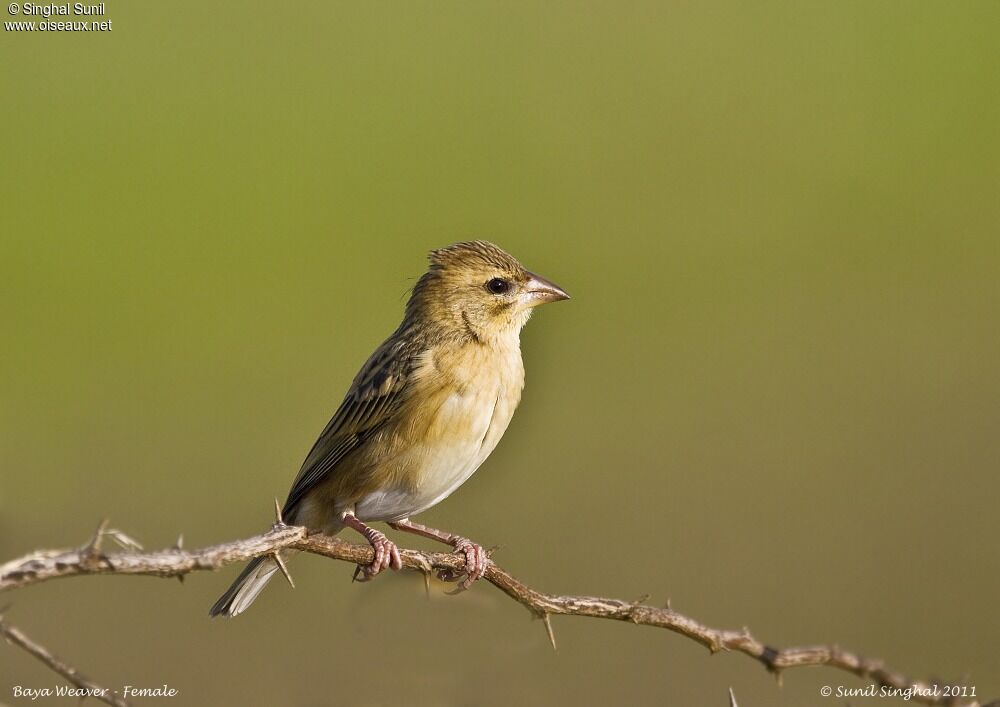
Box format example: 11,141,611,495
15,3,104,17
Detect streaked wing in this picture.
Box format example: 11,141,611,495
282,337,417,514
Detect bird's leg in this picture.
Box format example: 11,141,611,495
388,519,487,589
341,512,402,581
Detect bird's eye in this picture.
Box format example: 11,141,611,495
486,278,510,295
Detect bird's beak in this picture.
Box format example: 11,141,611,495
522,271,570,307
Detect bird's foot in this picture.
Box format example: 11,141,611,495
437,537,487,590
353,527,402,582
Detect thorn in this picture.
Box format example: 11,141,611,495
273,553,295,588
773,668,784,688
665,598,672,610
541,612,557,651
410,555,433,598
352,565,363,583
84,518,110,557
173,534,184,551
176,574,184,584
273,498,284,525
729,687,739,707
105,529,143,551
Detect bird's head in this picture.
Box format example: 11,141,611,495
407,240,569,344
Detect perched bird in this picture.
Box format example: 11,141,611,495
210,241,569,617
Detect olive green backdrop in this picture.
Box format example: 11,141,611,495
2,2,998,705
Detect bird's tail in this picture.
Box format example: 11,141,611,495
209,551,293,618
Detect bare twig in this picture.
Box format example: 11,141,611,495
0,616,130,707
0,521,990,707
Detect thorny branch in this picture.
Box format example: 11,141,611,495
0,516,993,707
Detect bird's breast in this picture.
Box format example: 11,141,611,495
354,341,524,521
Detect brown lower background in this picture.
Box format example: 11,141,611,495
1,2,998,705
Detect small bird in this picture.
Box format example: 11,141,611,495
210,241,569,617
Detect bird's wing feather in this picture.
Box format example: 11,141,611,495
282,337,418,515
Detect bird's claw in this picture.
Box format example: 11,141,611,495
436,537,487,590
354,528,402,581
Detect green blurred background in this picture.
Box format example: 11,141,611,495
2,1,998,705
